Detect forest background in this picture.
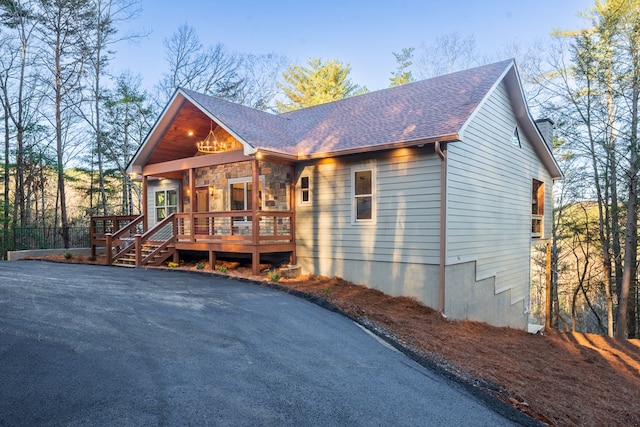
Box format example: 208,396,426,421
0,0,638,339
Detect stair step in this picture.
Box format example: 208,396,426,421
113,263,136,268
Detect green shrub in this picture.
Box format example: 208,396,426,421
216,265,227,274
64,252,73,260
167,261,179,268
268,271,281,283
196,262,205,270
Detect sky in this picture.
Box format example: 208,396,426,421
111,0,595,93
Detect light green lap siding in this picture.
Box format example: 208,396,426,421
447,81,553,308
296,150,441,302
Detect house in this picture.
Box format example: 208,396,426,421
90,59,562,329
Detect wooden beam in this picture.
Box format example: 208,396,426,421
142,150,249,176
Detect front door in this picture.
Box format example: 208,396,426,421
194,187,209,234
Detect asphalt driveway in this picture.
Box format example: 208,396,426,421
0,261,521,426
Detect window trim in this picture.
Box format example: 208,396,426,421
532,179,544,238
299,175,311,206
351,162,376,224
511,126,522,148
228,175,265,212
155,189,178,222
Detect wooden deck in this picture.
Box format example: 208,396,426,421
90,211,296,273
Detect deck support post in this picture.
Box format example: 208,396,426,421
209,251,216,271
252,248,260,275
134,234,142,266
105,234,113,265
90,218,97,258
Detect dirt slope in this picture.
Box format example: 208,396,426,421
32,255,640,426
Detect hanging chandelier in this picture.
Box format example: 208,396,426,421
196,123,228,153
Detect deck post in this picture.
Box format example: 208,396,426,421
252,248,260,275
290,164,297,266
142,176,148,232
251,159,260,275
251,159,259,246
209,251,216,271
134,234,142,266
289,165,297,249
105,234,113,265
90,218,96,258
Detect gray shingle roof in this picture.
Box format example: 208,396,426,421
182,59,514,157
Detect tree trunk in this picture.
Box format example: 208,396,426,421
616,31,640,339
55,34,69,248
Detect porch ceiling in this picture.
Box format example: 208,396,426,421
146,101,218,165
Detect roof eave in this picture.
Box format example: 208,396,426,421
293,135,460,160
180,89,257,156
127,88,185,174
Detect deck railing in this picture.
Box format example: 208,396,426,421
175,211,294,244
90,215,141,257
91,210,295,265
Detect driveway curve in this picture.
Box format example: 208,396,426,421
0,261,518,426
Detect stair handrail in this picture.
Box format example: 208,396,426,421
134,213,177,266
105,214,144,265
137,212,176,243
139,236,176,266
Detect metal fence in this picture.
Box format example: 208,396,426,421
0,227,91,259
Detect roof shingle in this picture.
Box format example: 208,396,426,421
182,59,514,157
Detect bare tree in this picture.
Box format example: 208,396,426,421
157,23,243,104
235,52,288,111
538,1,640,338
35,0,94,247
0,0,40,230
415,32,479,79
81,0,142,216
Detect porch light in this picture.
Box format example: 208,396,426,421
196,123,228,153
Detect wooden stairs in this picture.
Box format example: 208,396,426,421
113,242,176,267
107,214,177,268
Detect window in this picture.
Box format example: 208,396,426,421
300,176,311,205
228,176,264,213
352,164,375,223
511,127,521,147
155,189,177,222
532,179,544,237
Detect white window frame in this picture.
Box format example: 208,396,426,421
228,176,265,212
511,126,521,148
299,175,312,205
155,189,178,223
351,162,376,224
532,179,544,238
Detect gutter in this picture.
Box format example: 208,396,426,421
435,141,447,315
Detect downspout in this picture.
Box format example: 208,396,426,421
435,141,447,316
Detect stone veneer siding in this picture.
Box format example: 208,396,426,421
183,160,291,212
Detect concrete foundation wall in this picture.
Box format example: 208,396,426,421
298,256,527,330
445,261,527,329
298,255,441,309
